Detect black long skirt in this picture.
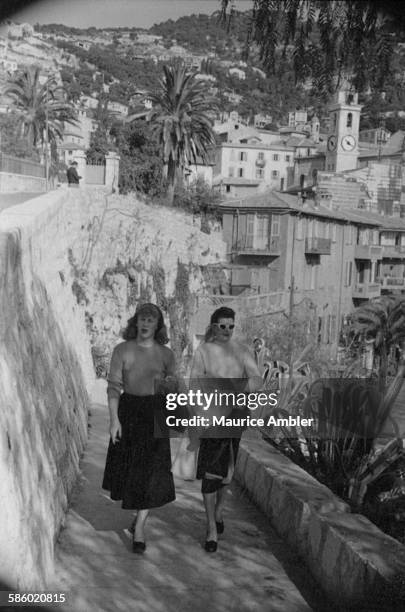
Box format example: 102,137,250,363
102,393,175,510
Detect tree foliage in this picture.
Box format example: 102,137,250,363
349,296,405,390
112,119,164,196
3,67,77,156
0,113,39,159
220,1,404,96
147,62,217,202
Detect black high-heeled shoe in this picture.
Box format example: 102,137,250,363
216,521,224,534
132,539,146,554
205,540,217,553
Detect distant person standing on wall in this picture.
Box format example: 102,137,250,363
66,161,81,187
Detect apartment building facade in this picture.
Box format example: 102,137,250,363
216,142,295,196
219,190,405,351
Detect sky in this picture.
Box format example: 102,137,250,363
6,0,253,29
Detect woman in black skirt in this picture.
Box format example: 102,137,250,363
102,303,176,553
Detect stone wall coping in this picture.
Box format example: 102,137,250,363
0,187,108,232
0,190,68,230
236,436,405,606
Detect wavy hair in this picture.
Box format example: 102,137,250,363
123,303,169,345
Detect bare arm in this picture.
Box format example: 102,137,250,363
189,346,206,380
243,348,263,392
156,348,177,394
107,344,124,442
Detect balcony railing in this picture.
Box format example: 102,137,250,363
305,237,331,255
379,276,405,289
352,282,381,299
382,245,405,259
0,152,45,178
232,235,281,256
354,244,383,260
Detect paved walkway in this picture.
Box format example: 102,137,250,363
49,384,329,612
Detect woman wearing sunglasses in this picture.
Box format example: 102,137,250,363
190,307,262,552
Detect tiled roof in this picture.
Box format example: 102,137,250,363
218,189,405,229
220,142,294,151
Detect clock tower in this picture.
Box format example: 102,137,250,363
325,88,362,173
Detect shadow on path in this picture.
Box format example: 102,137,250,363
49,384,337,612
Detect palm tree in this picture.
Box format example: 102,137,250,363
349,295,405,391
147,62,217,204
3,66,77,157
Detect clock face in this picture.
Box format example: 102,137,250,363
327,135,337,151
341,135,356,151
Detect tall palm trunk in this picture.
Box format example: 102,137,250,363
164,157,177,206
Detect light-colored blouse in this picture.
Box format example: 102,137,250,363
107,340,175,398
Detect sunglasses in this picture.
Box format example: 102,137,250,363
215,323,235,330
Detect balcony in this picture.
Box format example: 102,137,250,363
382,245,405,259
354,244,383,260
380,276,405,290
352,282,381,299
305,237,331,255
232,236,281,257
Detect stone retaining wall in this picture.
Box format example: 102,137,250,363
0,171,46,193
236,437,405,608
0,186,226,589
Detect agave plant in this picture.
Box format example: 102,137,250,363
263,353,405,505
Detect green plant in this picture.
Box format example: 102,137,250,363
264,361,405,507
349,296,405,392
3,66,77,153
147,62,217,204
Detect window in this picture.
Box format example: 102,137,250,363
255,215,269,249
271,214,280,236
330,315,337,344
345,261,353,287
346,225,353,245
347,112,353,128
238,168,244,178
317,316,323,343
332,223,337,242
271,170,279,178
285,155,291,162
273,153,279,161
228,167,234,177
226,185,231,193
239,151,247,161
256,168,264,179
246,214,255,248
258,152,264,160
326,315,332,344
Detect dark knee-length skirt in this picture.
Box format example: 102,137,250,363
102,393,175,510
